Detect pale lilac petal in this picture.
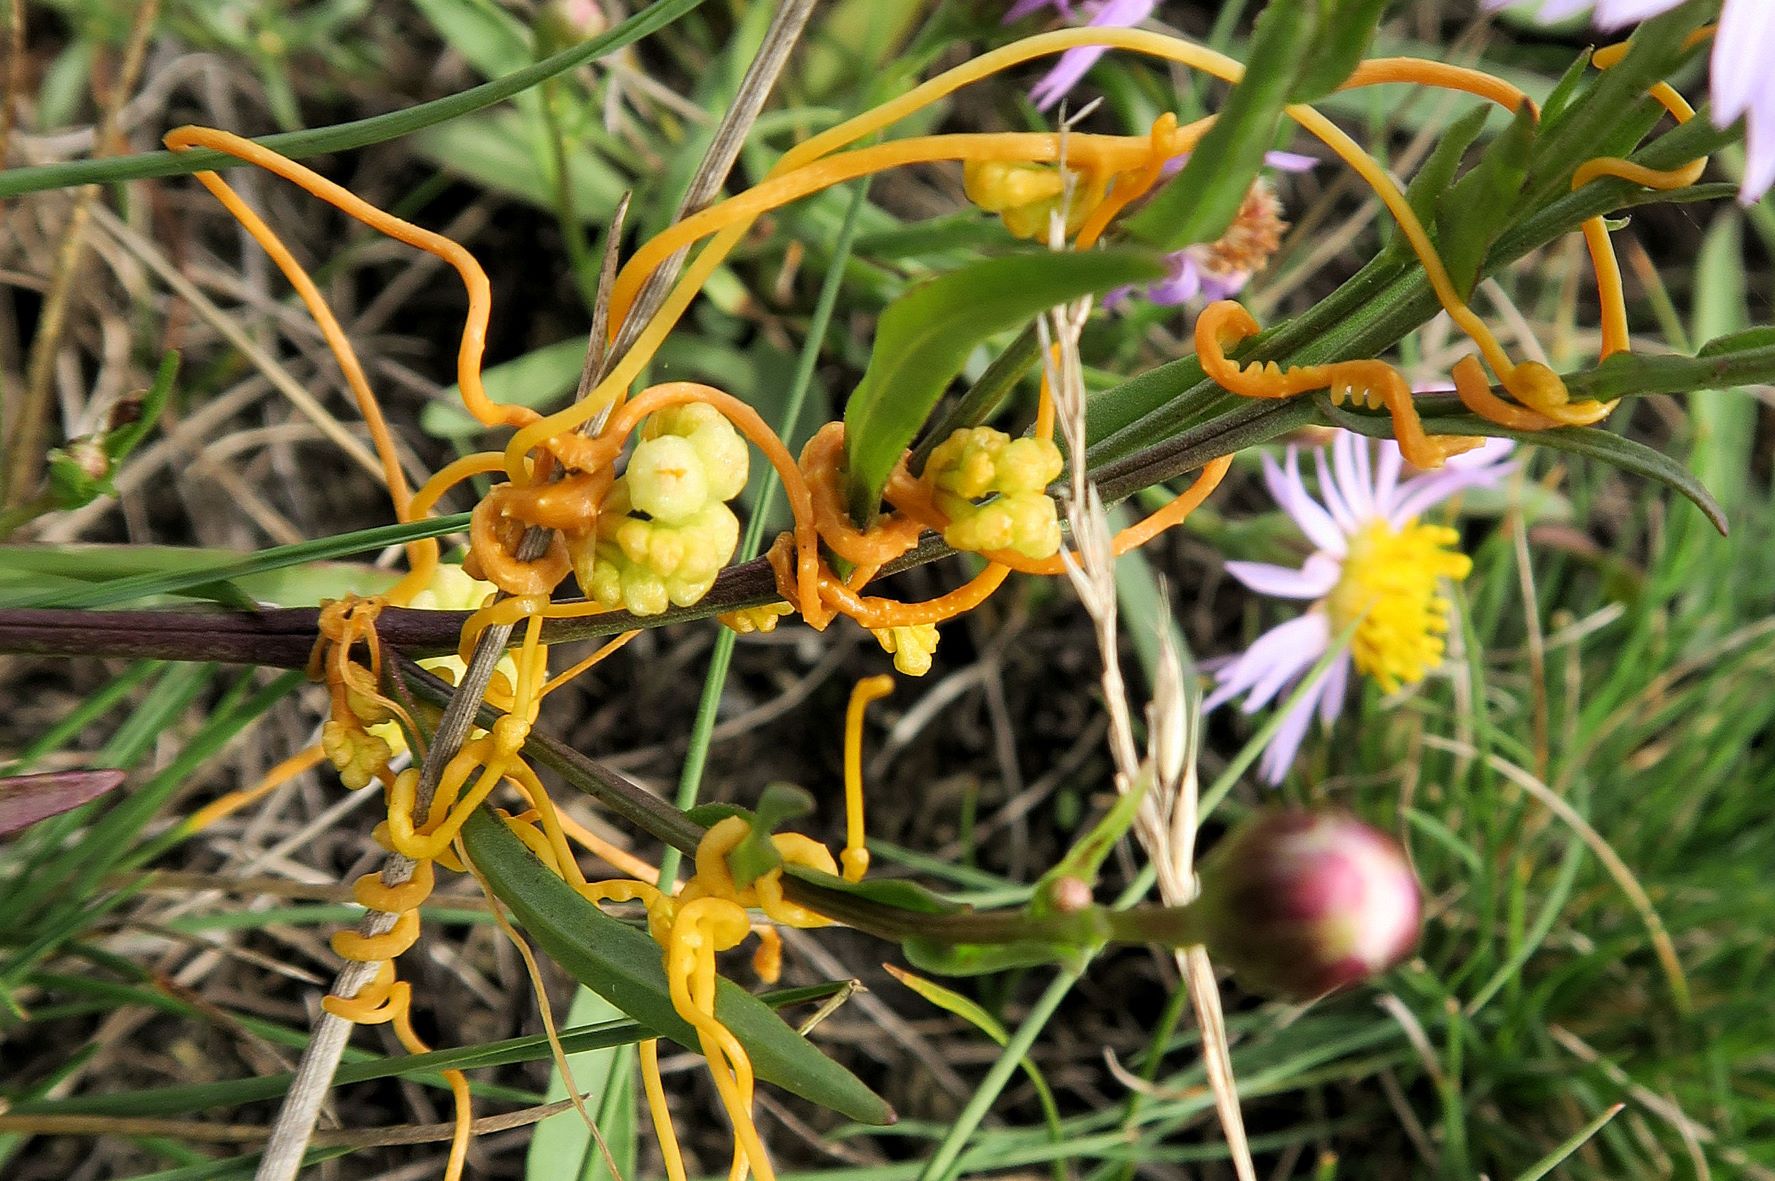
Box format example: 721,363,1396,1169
1225,554,1340,600
1263,150,1319,172
1332,431,1374,522
1102,282,1137,311
1088,0,1157,27
1313,448,1358,533
1447,435,1516,470
1145,255,1203,306
1256,677,1325,785
1027,0,1156,109
1373,440,1404,515
1529,0,1601,21
1265,449,1345,555
1740,105,1775,204
1388,450,1517,524
1031,49,1103,110
1198,269,1249,301
1317,651,1351,727
1240,615,1334,715
1709,1,1764,122
1593,0,1683,29
1204,612,1330,713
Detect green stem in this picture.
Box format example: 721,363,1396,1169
913,868,1158,1181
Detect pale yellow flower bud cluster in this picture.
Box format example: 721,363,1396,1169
926,427,1064,560
573,404,750,617
962,160,1107,241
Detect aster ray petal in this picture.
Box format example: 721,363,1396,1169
1740,102,1775,205
1225,555,1340,600
1593,0,1683,30
1388,443,1516,524
1265,450,1347,555
1144,255,1204,306
1313,448,1358,533
1263,150,1320,172
1332,431,1375,522
1256,673,1328,785
1030,50,1104,110
1240,617,1335,716
1708,0,1766,122
1204,611,1331,713
1317,650,1352,727
1373,440,1404,515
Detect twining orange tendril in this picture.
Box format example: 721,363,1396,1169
842,676,894,881
322,859,473,1181
180,743,327,835
162,128,534,432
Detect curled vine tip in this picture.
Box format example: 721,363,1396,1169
1195,810,1421,1001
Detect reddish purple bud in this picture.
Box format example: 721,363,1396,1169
0,770,126,838
1195,809,1420,1001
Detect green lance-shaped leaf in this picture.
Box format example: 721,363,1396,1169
1390,105,1491,258
1435,100,1537,300
1124,0,1316,252
1289,0,1391,102
842,249,1164,522
460,807,896,1126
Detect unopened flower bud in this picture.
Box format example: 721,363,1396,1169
1195,810,1420,1001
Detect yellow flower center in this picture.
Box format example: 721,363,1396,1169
1326,519,1471,694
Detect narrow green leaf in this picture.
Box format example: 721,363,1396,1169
1698,326,1775,356
1513,1104,1625,1181
1125,0,1315,250
6,513,470,609
842,249,1163,520
1436,100,1537,299
1538,47,1595,126
461,807,896,1126
526,989,636,1181
1400,106,1490,246
900,933,1082,977
13,985,848,1117
884,961,1071,1181
1289,0,1389,102
784,863,965,917
1689,212,1755,519
107,349,179,462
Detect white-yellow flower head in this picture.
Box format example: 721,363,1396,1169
1206,432,1515,783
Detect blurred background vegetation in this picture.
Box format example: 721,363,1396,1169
0,1,1770,1178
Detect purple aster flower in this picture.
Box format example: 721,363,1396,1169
1205,431,1516,784
1484,0,1775,203
1106,153,1314,310
1008,0,1159,111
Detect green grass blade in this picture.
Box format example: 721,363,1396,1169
4,514,470,609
